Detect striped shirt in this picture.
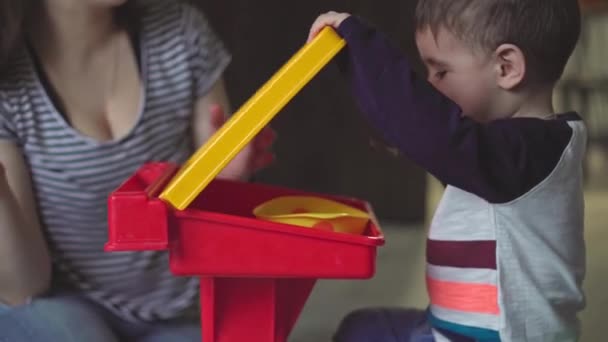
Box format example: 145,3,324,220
0,0,230,322
337,17,586,341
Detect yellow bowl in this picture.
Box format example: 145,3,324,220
253,196,370,235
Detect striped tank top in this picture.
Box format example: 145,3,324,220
0,0,230,322
427,120,586,341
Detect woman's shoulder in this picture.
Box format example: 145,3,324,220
134,0,207,32
133,0,218,53
134,0,229,72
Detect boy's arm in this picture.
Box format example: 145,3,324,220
336,16,574,203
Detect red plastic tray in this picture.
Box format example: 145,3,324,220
105,162,384,342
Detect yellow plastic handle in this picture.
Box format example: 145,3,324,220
160,27,346,210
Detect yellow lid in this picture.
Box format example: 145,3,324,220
160,27,346,210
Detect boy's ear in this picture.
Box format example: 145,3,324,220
493,44,526,90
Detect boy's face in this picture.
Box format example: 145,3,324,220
416,27,500,122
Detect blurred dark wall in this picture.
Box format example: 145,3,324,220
194,0,426,222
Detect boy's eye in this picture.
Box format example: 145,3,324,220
435,71,447,80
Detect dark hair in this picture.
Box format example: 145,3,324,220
415,0,581,84
0,1,139,73
0,0,31,70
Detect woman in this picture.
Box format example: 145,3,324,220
0,0,273,340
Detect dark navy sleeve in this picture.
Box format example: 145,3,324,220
336,16,575,203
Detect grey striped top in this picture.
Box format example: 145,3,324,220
0,0,230,322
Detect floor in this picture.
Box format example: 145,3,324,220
291,147,608,341
291,223,428,341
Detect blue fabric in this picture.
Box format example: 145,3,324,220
428,312,500,342
0,295,201,342
333,308,435,342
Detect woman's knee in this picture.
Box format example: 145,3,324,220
0,295,119,342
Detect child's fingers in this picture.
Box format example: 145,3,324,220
311,13,336,33
307,25,323,43
307,15,324,41
308,12,342,42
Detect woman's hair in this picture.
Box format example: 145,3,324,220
0,0,139,73
0,0,31,71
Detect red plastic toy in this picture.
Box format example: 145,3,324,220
105,162,384,342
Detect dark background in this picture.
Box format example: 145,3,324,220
195,0,427,222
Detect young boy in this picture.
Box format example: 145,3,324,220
308,1,585,341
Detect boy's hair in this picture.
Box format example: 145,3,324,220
415,0,581,85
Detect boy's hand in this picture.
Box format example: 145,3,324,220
209,105,276,180
307,11,351,42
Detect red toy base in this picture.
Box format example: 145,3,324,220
106,163,384,342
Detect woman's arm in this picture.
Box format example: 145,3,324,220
0,141,51,305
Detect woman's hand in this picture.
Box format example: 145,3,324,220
209,105,276,180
